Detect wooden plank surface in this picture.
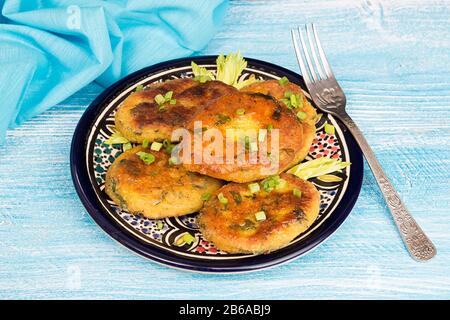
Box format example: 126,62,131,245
1,0,449,299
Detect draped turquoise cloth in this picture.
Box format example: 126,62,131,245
0,0,228,142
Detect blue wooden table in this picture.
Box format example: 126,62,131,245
1,0,449,299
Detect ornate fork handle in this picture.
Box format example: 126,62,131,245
337,112,437,261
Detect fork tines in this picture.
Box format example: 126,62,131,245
291,24,334,86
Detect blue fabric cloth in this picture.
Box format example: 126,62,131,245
0,0,228,142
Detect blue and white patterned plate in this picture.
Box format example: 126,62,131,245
71,56,363,273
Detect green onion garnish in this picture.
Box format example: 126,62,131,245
155,91,176,108
135,84,144,92
267,124,273,132
154,94,165,105
136,151,155,165
293,188,302,198
142,139,149,148
201,193,211,201
261,175,285,192
281,91,303,109
248,183,260,193
278,76,289,85
150,141,163,151
324,123,335,135
236,108,246,115
255,211,266,221
123,142,132,151
164,91,173,100
296,111,307,121
217,192,228,205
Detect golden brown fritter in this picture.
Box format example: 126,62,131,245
197,173,320,254
115,79,237,143
182,92,306,183
105,146,223,219
243,79,317,162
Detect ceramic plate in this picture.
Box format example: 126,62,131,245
71,56,363,273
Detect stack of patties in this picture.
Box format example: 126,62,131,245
106,76,320,254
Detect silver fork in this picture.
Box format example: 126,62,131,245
291,24,436,261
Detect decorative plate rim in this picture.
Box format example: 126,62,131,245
70,55,364,273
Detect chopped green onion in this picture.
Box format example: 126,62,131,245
296,111,307,120
290,93,298,106
261,175,285,192
293,188,302,198
255,211,266,221
122,142,132,151
275,178,287,190
217,192,228,205
248,183,260,193
258,129,267,142
156,221,164,230
163,140,175,154
135,84,144,92
154,94,165,105
267,124,273,132
324,123,335,135
150,141,163,151
136,151,155,165
164,91,173,100
201,193,211,201
287,157,351,180
103,132,129,145
142,139,149,148
282,91,303,109
154,91,176,107
278,76,289,85
249,141,258,152
182,233,195,245
236,108,246,115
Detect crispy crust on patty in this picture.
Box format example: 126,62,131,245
115,79,237,143
242,80,317,162
105,146,223,218
182,91,305,183
197,173,320,254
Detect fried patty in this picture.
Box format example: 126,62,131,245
105,146,223,218
115,79,237,143
197,173,320,254
182,91,306,183
243,80,317,161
